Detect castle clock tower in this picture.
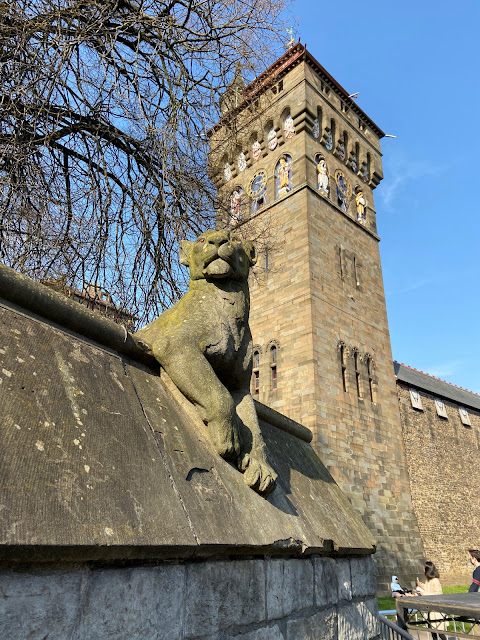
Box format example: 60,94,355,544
208,43,424,592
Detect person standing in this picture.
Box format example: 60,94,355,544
468,550,480,592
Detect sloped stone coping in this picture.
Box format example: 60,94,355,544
0,263,311,444
0,263,156,369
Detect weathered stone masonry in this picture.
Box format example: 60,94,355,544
395,362,480,585
0,263,380,639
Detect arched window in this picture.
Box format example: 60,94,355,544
252,349,260,395
365,356,374,402
350,142,359,173
270,345,277,391
353,350,362,398
362,153,371,183
337,131,347,162
312,106,322,139
339,343,347,392
325,119,335,152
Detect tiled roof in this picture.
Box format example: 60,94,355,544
394,361,480,411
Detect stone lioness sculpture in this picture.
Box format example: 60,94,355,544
135,229,277,495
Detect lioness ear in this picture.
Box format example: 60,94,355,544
243,241,257,266
179,240,194,266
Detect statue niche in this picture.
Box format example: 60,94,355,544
135,229,277,496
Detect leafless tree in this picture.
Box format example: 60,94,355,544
0,0,290,324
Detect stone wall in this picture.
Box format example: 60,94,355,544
397,381,480,585
0,263,380,639
0,556,379,640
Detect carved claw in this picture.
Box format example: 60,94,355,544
238,453,277,496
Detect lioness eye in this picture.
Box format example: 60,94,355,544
231,236,240,242
197,237,205,243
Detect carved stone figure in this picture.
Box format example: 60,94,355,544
324,130,333,151
237,152,247,172
316,156,329,194
252,140,262,162
335,169,351,213
224,162,232,182
284,115,295,139
350,152,358,173
135,229,277,495
276,155,292,196
267,128,278,150
356,189,366,223
229,187,243,225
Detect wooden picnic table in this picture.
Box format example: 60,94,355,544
396,593,480,638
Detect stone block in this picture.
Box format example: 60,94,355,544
230,623,284,640
337,558,352,601
286,609,337,640
0,569,85,640
266,557,314,620
350,556,377,598
338,602,366,640
314,557,338,607
77,566,185,640
185,560,266,637
361,598,380,638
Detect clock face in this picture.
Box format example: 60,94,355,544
248,170,267,198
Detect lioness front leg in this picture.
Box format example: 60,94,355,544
232,390,277,495
153,344,240,460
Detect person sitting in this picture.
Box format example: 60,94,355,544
391,575,410,598
416,561,442,596
416,561,446,640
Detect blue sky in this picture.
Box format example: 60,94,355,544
292,0,480,394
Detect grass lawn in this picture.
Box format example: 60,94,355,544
378,585,469,613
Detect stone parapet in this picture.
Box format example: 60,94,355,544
0,263,380,637
0,556,379,640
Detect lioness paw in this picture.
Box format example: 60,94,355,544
239,455,277,496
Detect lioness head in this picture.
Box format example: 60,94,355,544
180,229,257,282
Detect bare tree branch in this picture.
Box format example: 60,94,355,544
0,0,290,324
